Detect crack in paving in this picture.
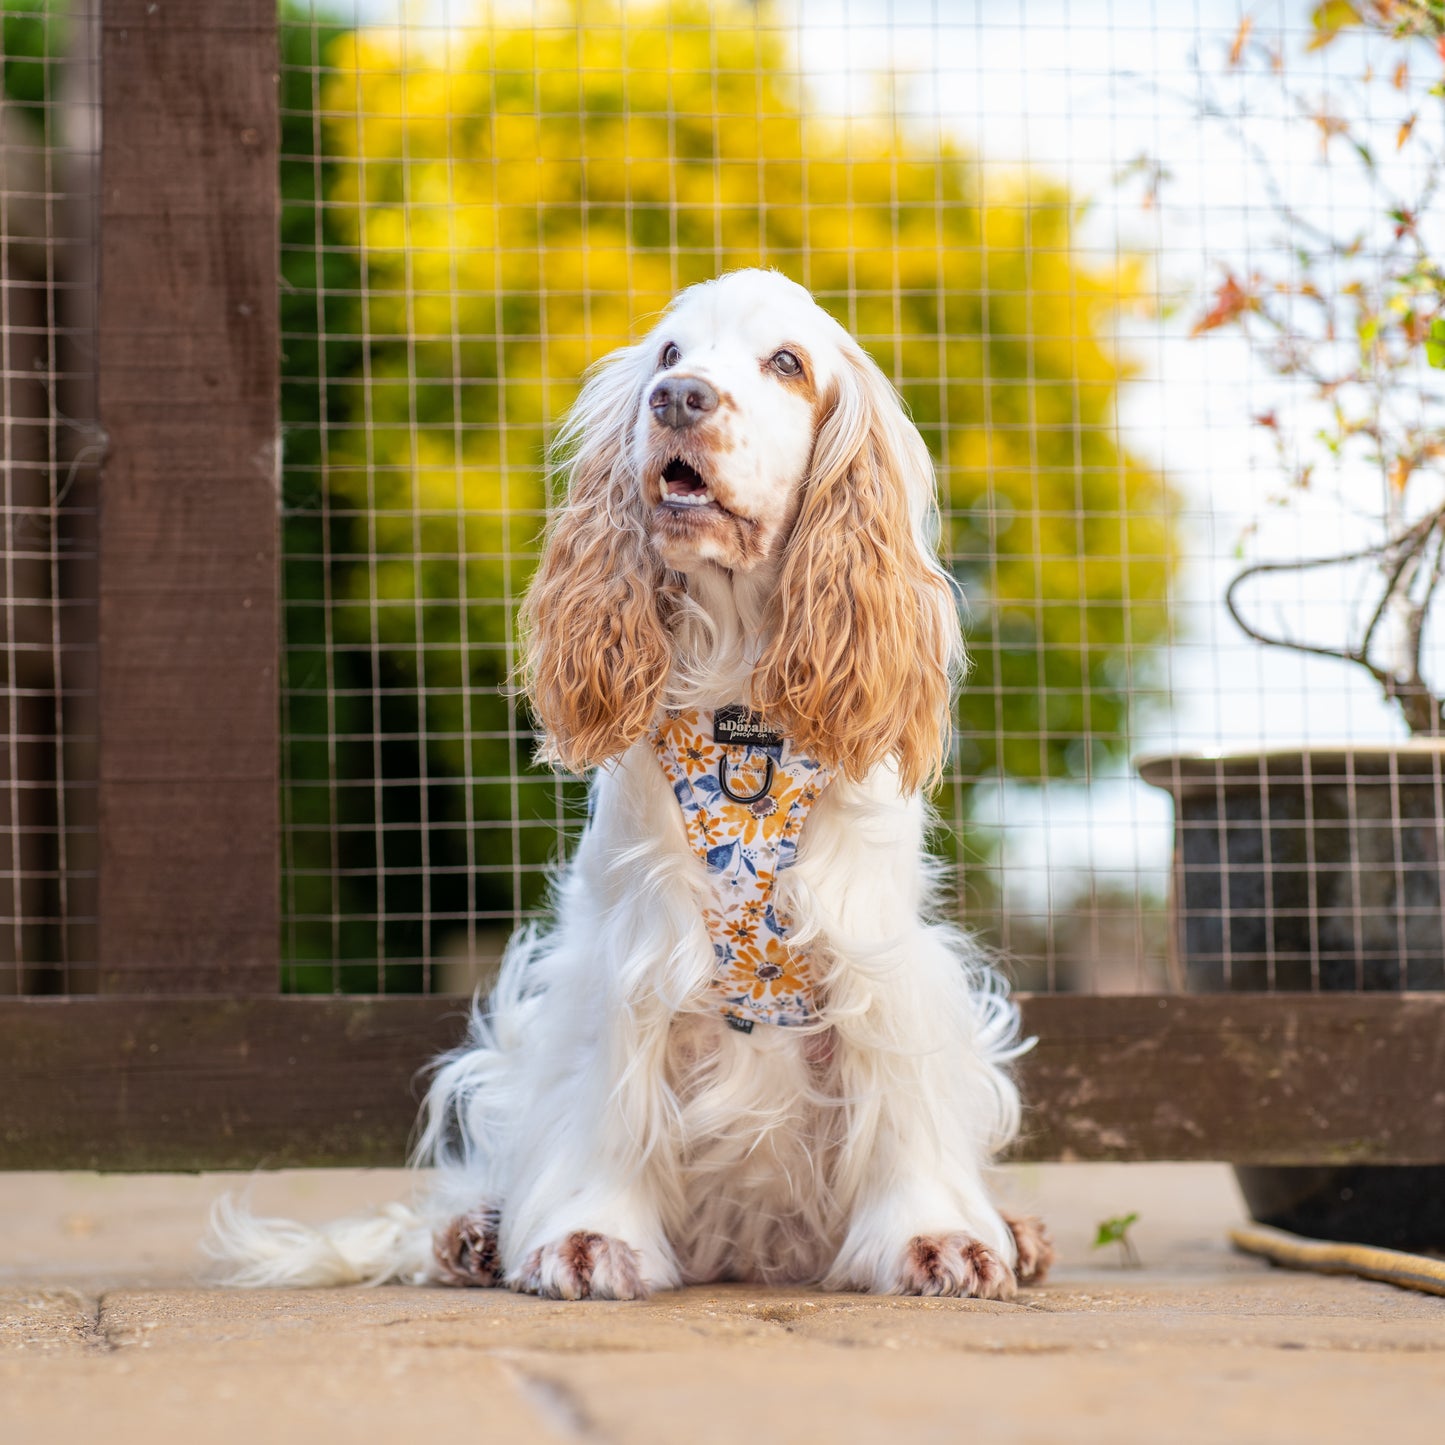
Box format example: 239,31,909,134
80,1293,118,1354
498,1357,609,1441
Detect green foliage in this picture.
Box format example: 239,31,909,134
1092,1211,1142,1267
1,1,63,133
278,0,1179,977
279,13,409,986
1426,315,1445,369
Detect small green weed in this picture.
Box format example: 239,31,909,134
1092,1212,1142,1268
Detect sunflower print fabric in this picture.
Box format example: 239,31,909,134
650,707,834,1031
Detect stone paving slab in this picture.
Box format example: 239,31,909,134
2,1164,1442,1444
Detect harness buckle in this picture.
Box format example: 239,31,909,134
718,753,775,804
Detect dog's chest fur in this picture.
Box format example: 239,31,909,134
662,1014,847,1284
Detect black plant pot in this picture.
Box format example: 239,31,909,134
1138,747,1445,1252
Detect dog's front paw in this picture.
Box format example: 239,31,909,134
434,1208,501,1287
1002,1211,1054,1286
897,1233,1016,1300
516,1231,648,1300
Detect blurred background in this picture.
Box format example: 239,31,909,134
6,0,1445,998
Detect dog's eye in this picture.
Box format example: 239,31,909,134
771,350,801,376
661,343,681,369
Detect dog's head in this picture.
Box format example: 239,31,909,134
521,269,963,792
637,273,843,574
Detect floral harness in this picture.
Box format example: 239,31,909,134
650,706,834,1032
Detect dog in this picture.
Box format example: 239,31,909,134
210,269,1052,1299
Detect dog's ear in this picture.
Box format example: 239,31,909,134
753,345,964,793
519,342,675,771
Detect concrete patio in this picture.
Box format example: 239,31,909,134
3,1162,1441,1444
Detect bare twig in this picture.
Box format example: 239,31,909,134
1408,526,1445,680
1356,510,1441,665
1226,507,1445,735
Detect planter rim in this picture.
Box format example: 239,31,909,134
1136,743,1445,793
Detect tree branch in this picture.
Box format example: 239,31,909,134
1225,508,1445,734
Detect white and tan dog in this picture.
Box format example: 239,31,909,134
211,269,1051,1299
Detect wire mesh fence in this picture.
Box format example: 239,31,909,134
270,0,1445,998
6,0,1445,1001
0,0,98,994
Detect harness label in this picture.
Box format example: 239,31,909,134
712,703,784,749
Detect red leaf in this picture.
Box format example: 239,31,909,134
1191,274,1257,337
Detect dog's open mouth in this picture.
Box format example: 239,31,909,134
659,457,724,513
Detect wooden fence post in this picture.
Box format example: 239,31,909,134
96,1,278,993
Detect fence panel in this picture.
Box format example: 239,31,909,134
269,2,1445,1001
0,1,1442,1171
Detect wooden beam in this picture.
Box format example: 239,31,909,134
1,994,1441,1171
1016,993,1445,1164
0,995,463,1173
96,1,279,992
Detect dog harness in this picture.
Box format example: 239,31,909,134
650,707,834,1032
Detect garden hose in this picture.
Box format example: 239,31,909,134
1230,1223,1445,1298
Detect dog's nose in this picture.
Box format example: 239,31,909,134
649,376,719,430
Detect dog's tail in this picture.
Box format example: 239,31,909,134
203,984,524,1290
203,1193,438,1288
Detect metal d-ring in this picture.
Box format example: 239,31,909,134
718,753,774,805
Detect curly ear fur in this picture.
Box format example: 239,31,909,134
752,346,964,793
519,343,678,771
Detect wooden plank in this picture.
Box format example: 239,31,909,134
0,995,467,1173
1,994,1441,1171
96,1,279,993
1018,993,1445,1164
